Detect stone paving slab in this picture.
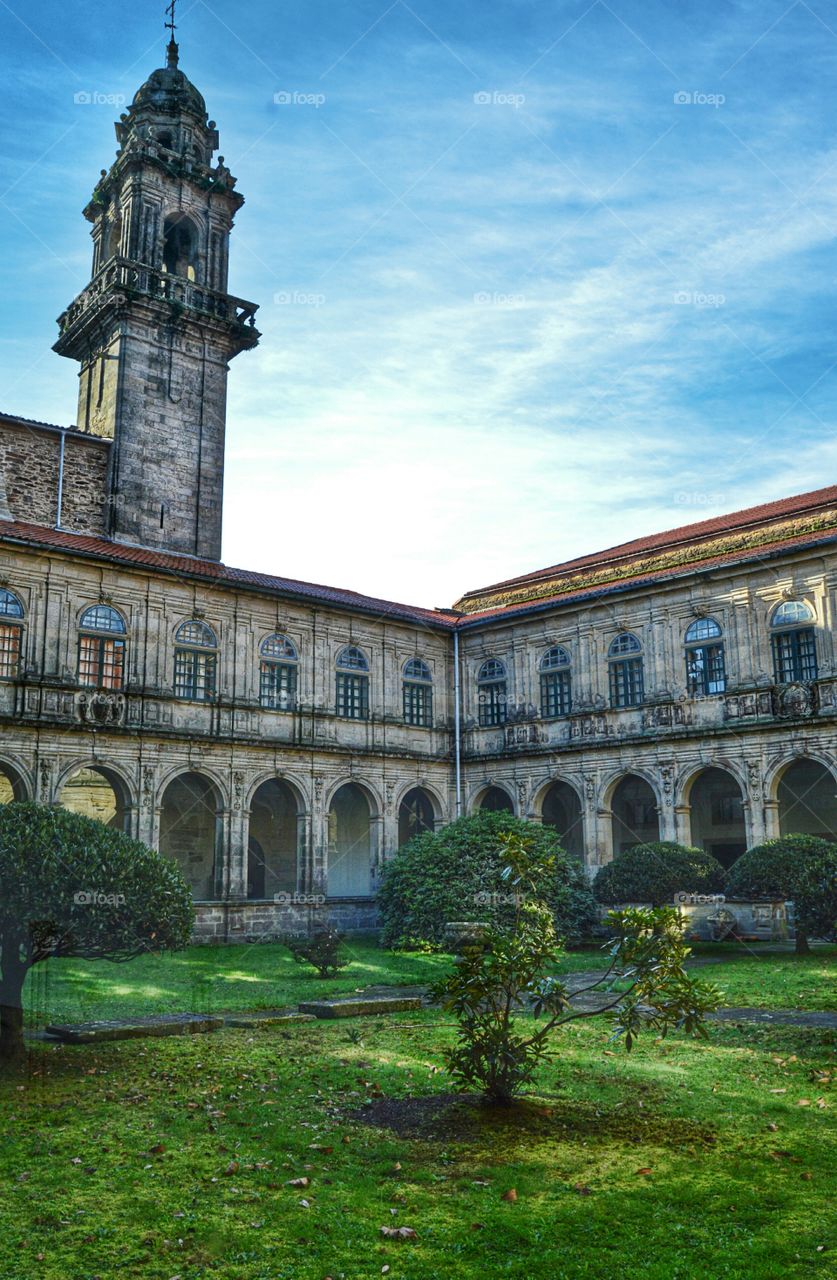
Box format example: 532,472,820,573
223,1011,317,1028
298,995,423,1019
45,1013,224,1044
708,1008,837,1029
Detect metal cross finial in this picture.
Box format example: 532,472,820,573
166,0,177,40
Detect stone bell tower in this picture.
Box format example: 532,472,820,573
54,23,259,561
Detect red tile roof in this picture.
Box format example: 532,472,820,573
0,520,460,629
455,484,837,617
1,481,835,633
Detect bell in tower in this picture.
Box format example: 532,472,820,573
53,10,260,562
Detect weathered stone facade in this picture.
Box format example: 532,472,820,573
0,414,110,536
0,43,835,941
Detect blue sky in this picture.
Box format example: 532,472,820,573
1,0,837,605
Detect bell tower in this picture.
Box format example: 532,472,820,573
54,10,260,561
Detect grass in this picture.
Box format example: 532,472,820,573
26,939,836,1030
1,1007,833,1279
26,939,453,1027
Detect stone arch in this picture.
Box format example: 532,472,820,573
158,771,222,901
57,762,132,831
327,782,375,897
609,773,660,854
245,770,309,816
683,766,747,868
539,778,584,859
397,786,438,847
156,761,229,809
774,757,837,841
247,779,301,900
473,784,515,814
0,757,30,804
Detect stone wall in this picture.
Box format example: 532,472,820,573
0,415,109,536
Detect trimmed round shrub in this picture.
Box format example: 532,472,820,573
726,834,837,951
0,801,194,1061
793,850,837,943
377,811,597,949
593,841,725,907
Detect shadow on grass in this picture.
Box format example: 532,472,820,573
350,1090,719,1148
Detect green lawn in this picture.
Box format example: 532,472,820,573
27,938,452,1027
1,1008,833,1279
26,940,837,1029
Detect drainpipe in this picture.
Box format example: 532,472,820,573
55,430,66,529
454,628,462,817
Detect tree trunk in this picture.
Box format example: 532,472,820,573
0,933,31,1066
795,928,810,956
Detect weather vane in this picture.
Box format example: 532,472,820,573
165,0,179,66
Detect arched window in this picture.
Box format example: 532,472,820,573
608,633,644,708
174,620,218,702
0,588,24,680
78,604,126,690
336,645,369,720
771,601,817,683
162,213,199,280
540,645,572,719
403,657,433,727
477,658,507,727
259,633,298,711
684,617,726,696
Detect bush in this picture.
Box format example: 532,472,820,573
0,801,194,1062
285,927,349,977
793,850,837,944
593,841,725,907
726,835,837,952
377,811,597,949
431,833,721,1103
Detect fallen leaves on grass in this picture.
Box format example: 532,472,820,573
380,1226,418,1241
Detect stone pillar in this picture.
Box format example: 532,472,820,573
311,777,328,896
674,803,691,845
224,806,248,901
296,812,313,893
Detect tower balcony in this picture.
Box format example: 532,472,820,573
55,256,260,355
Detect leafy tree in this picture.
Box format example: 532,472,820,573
593,841,724,907
284,927,349,977
0,802,194,1063
432,833,721,1104
726,835,837,954
378,811,597,949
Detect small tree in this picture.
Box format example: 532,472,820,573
593,841,725,907
726,835,837,954
378,811,597,949
285,927,349,978
432,834,721,1104
0,802,194,1063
